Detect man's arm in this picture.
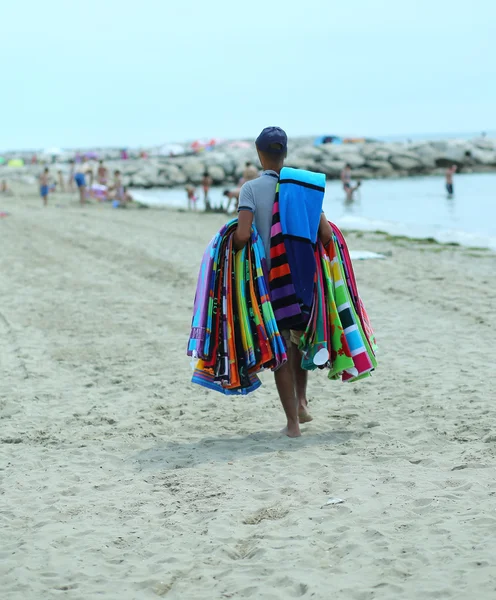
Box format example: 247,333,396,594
318,212,333,246
234,209,253,250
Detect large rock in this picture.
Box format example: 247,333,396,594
292,146,323,161
389,155,423,171
286,158,321,172
320,160,346,177
181,160,206,184
470,149,496,166
366,160,395,174
348,168,376,180
161,164,187,186
206,165,226,183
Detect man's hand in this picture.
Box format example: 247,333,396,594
234,210,254,250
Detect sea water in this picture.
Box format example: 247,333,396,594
130,172,496,251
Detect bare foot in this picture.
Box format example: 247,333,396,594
280,421,301,438
299,408,313,423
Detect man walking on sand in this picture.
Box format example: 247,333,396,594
234,127,334,438
445,165,457,197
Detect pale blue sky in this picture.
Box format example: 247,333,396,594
2,0,495,150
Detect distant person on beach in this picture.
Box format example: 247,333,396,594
341,163,361,201
202,171,213,211
97,160,108,185
445,165,457,197
39,168,49,206
57,170,65,193
185,184,198,211
113,170,124,201
223,188,240,213
0,180,13,196
68,160,75,193
85,161,94,188
74,159,87,205
240,161,259,184
234,126,334,437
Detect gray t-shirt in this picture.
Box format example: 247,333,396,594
237,170,278,267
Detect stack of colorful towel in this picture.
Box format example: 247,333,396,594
187,168,377,395
187,220,287,395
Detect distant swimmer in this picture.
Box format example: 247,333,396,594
341,163,361,202
445,165,457,197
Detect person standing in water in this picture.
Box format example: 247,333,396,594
202,171,213,211
445,165,457,197
341,163,361,202
39,167,50,206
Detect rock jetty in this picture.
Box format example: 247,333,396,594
2,137,495,189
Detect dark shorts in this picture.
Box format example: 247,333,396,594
74,173,86,188
343,182,351,190
446,183,454,195
40,185,49,197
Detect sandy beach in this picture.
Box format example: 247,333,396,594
1,186,496,599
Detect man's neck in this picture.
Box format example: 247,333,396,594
262,166,282,174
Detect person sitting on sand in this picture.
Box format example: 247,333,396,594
223,188,240,213
341,163,361,202
445,165,457,197
185,184,198,211
39,167,50,207
234,126,334,438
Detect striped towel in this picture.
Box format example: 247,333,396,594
269,167,326,330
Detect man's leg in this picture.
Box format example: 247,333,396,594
274,346,301,437
289,334,313,423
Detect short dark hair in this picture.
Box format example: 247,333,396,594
346,163,351,169
223,189,230,197
203,171,209,177
245,161,252,167
115,170,121,175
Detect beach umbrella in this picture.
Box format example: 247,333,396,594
84,151,99,159
0,157,5,165
8,159,24,167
